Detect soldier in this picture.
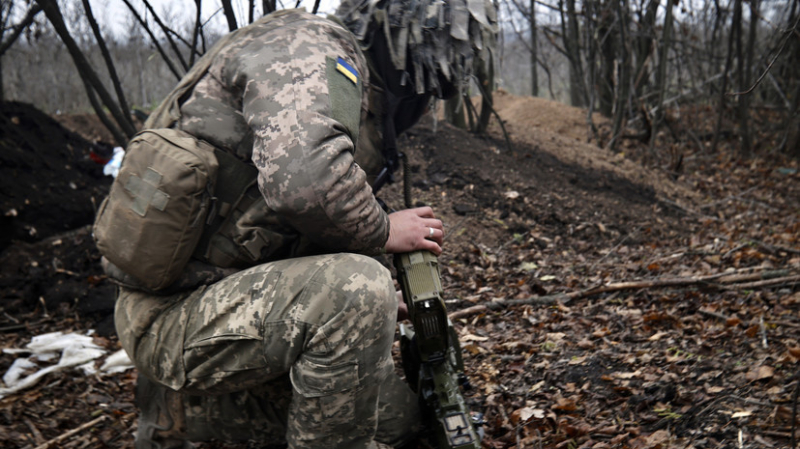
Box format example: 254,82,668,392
108,1,497,448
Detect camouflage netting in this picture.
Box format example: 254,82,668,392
336,0,498,96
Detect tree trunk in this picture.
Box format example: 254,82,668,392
36,0,134,143
610,0,631,151
562,0,587,107
649,0,675,153
633,0,659,101
598,1,615,117
787,83,800,157
738,0,759,157
530,0,539,97
221,0,238,31
190,0,202,67
711,0,740,153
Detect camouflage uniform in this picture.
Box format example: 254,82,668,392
114,9,419,449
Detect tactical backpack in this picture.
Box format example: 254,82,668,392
93,129,219,290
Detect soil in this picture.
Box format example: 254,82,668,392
0,93,798,449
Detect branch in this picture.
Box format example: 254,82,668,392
0,4,43,56
472,74,513,153
36,0,132,145
727,14,799,97
141,0,189,71
449,269,798,320
120,0,182,80
80,0,135,137
33,415,107,449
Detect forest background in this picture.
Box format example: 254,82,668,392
1,0,799,160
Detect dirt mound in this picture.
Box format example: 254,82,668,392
491,90,698,205
0,102,112,251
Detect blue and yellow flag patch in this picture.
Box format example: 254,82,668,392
336,57,358,85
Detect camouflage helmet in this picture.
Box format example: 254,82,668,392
335,0,498,97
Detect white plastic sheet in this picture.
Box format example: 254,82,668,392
0,331,134,399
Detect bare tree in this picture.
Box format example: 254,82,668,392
0,1,42,101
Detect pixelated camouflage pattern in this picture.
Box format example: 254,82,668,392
176,9,389,256
101,257,239,296
117,253,420,448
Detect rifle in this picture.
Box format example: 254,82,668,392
394,250,481,449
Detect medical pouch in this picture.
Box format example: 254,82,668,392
93,128,219,291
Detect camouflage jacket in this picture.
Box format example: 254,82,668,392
177,9,388,259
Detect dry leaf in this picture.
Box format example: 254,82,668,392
462,334,489,342
614,370,642,380
726,316,742,327
510,406,545,425
552,397,578,412
745,365,774,382
649,331,668,341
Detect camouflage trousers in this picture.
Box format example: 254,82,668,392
115,253,421,449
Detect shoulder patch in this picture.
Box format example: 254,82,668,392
336,57,359,85
326,56,362,145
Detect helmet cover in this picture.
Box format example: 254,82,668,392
335,0,498,97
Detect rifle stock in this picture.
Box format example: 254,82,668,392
394,251,481,449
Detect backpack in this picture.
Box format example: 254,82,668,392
93,129,219,291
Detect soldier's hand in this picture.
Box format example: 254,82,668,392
384,207,443,255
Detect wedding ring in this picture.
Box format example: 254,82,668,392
429,227,435,237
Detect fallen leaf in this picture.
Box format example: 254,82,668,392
510,406,545,425
649,331,668,341
462,334,489,342
745,365,774,382
551,397,579,412
614,371,642,380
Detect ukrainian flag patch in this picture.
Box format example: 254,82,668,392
336,57,358,85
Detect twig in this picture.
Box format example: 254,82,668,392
751,240,800,256
728,14,799,97
589,227,638,271
770,321,800,329
472,75,513,153
0,321,46,333
33,415,107,449
717,270,792,284
724,275,800,290
729,395,773,407
699,308,730,322
23,417,45,445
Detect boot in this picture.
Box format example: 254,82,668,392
135,374,194,449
